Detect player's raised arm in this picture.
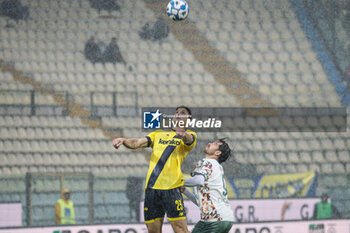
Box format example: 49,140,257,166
112,137,148,150
176,129,195,144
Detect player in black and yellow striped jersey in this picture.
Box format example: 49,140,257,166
113,106,196,233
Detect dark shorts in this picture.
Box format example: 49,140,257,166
192,221,234,233
144,188,186,223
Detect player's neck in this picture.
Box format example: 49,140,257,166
205,154,218,160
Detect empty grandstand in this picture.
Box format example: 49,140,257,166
0,0,349,230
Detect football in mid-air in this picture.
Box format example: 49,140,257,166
166,0,189,21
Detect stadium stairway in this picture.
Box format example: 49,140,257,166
0,59,122,139
143,0,272,107
290,0,350,105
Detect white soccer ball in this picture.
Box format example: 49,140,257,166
166,0,189,21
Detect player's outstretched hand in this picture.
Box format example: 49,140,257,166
112,138,125,149
176,129,186,138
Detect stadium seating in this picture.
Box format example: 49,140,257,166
190,0,341,107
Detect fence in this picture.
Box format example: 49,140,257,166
0,173,144,226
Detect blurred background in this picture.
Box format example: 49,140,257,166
0,0,349,227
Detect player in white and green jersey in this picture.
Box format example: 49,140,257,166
182,138,233,233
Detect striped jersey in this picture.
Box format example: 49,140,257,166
145,130,197,190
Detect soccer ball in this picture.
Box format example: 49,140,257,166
166,0,189,21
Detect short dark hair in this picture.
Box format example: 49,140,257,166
176,106,192,119
217,138,231,164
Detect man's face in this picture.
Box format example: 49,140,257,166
63,192,70,200
321,196,328,204
173,108,190,127
204,141,222,156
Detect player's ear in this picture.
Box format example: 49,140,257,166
214,150,222,157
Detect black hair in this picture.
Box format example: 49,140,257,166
176,105,192,119
217,138,232,164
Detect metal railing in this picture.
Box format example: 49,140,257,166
0,89,139,117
